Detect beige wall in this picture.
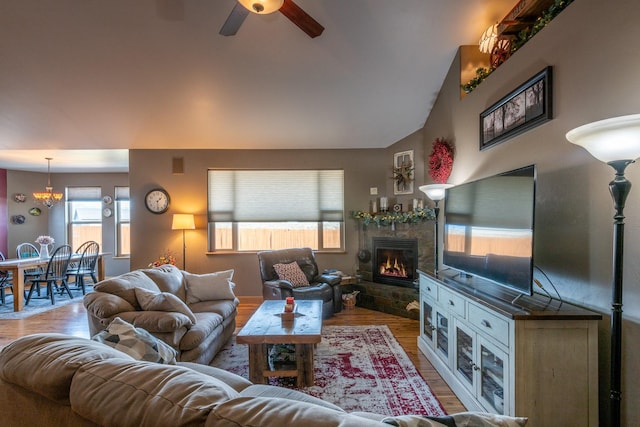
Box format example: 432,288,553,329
416,0,640,425
127,148,419,297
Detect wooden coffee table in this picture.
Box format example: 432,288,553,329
236,299,323,387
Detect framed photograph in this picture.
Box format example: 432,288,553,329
480,66,553,150
393,150,414,195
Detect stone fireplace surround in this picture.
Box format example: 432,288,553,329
343,220,434,319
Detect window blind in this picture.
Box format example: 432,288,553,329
208,169,344,222
66,187,101,201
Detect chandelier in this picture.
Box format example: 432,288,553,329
33,157,63,208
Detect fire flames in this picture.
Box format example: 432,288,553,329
378,256,408,278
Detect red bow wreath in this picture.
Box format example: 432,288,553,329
428,138,455,184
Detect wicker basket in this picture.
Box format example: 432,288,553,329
343,298,356,309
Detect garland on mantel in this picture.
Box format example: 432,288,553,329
353,208,435,226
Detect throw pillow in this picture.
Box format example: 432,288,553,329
273,262,309,287
92,317,177,364
134,287,197,325
183,269,236,304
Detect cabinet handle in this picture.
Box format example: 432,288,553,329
481,320,492,328
472,364,480,371
427,286,431,291
430,325,436,331
449,300,455,306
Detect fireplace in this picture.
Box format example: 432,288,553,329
372,237,418,288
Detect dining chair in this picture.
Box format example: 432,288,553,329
25,245,74,306
0,252,13,305
16,242,44,296
67,241,100,295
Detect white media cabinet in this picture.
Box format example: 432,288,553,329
417,270,601,427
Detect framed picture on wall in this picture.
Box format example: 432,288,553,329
480,66,553,150
393,150,414,195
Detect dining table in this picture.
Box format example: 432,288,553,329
0,252,109,312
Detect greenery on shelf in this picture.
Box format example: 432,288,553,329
352,208,435,226
461,67,493,93
461,0,575,93
511,0,574,52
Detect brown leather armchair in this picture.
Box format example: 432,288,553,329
257,248,342,319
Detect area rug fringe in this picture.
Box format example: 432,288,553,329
211,324,446,417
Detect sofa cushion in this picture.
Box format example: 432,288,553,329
179,312,224,351
380,413,529,427
179,362,253,392
184,270,236,303
0,333,134,404
189,299,238,318
83,292,136,319
240,384,344,412
134,287,197,325
273,261,310,287
142,264,187,302
70,359,240,427
94,270,161,309
92,317,177,364
207,396,377,427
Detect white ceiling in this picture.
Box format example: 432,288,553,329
0,0,514,172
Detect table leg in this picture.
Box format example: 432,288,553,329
248,344,267,384
97,255,106,281
296,343,315,387
12,266,25,312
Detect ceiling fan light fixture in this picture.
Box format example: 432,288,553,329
238,0,284,14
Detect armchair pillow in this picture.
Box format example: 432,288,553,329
273,262,310,287
184,269,236,303
134,287,197,325
92,317,178,364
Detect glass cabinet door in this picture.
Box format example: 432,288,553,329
478,339,508,415
455,325,474,388
436,311,449,359
422,299,435,342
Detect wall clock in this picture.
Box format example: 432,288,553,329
144,188,170,214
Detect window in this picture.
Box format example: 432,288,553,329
208,169,344,252
67,187,102,250
115,186,130,256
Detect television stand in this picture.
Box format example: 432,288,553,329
417,270,600,427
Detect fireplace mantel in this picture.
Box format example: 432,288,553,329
352,208,435,227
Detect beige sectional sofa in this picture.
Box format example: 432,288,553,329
0,334,528,427
83,264,238,365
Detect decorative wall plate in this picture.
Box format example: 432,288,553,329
13,193,26,203
103,207,113,218
102,195,113,205
11,214,26,224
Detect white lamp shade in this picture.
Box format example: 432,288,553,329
566,114,640,163
238,0,284,14
419,184,454,202
172,214,195,230
479,24,498,54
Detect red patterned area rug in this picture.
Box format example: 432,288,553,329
211,324,446,417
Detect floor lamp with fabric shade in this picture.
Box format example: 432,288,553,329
172,214,195,271
419,184,453,276
566,113,640,427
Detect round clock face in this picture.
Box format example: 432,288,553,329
145,189,170,214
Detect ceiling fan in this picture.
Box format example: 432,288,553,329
219,0,324,38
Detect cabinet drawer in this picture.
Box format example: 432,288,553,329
468,303,509,347
421,278,438,300
439,287,465,318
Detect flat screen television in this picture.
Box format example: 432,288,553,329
442,165,536,296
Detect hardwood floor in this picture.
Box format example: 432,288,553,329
0,299,466,414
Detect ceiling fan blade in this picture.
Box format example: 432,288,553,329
279,0,324,38
219,2,250,36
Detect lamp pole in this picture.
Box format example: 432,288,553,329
607,159,633,427
419,184,453,277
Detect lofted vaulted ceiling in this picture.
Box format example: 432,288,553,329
0,0,514,172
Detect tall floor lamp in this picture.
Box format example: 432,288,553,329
566,113,640,427
419,184,453,276
172,214,195,271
